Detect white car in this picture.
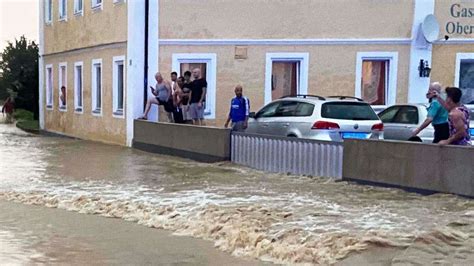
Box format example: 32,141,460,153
246,95,383,142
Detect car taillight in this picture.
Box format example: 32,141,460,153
312,121,340,130
372,123,384,131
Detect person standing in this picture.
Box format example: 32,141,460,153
2,97,14,123
435,87,471,146
412,82,449,143
189,68,207,126
181,71,193,123
225,85,250,131
138,72,173,121
172,77,185,124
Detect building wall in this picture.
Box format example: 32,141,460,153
159,0,414,39
159,44,410,126
44,0,127,54
44,46,127,145
42,0,128,145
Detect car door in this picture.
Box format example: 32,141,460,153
379,106,401,140
253,102,281,135
382,106,419,140
273,101,299,136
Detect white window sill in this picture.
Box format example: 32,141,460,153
91,4,103,11
59,17,67,22
59,106,67,112
45,21,53,26
74,107,83,114
74,11,83,17
113,110,125,119
92,109,102,117
113,0,125,5
46,105,53,110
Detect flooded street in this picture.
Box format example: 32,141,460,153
1,122,474,265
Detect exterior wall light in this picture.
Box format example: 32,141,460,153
418,59,431,78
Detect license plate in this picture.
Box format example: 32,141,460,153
341,132,369,139
470,128,474,137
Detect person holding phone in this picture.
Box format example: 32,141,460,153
138,72,173,121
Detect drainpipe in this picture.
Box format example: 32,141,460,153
143,0,149,110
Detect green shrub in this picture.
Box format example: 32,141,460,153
13,109,34,121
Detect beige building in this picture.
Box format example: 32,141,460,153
39,0,474,146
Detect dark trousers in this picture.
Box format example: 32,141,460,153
433,122,449,143
172,107,184,124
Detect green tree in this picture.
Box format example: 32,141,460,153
0,36,39,119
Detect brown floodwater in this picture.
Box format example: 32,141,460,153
0,121,473,265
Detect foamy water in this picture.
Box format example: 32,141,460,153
0,122,473,264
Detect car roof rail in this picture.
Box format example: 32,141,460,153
328,96,365,102
280,94,326,101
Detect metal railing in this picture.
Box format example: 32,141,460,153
231,132,343,179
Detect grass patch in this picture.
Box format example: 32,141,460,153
13,109,39,132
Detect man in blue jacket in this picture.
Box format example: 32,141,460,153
225,85,250,131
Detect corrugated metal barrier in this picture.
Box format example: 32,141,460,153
231,132,343,179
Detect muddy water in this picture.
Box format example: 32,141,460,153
0,122,473,265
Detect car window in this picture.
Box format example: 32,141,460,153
379,106,400,123
321,102,379,120
295,102,315,117
392,106,419,124
275,101,298,117
257,102,280,118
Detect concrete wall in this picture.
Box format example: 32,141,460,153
133,120,231,162
343,140,474,197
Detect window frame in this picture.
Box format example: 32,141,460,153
172,53,217,119
74,0,84,16
58,62,67,111
91,0,103,10
91,58,103,116
45,0,53,24
74,61,84,114
265,53,309,105
454,53,474,105
113,55,126,118
45,64,53,110
355,52,398,108
58,0,67,21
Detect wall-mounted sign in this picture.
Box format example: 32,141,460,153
446,3,474,35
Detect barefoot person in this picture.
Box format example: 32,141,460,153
138,72,173,121
225,85,250,131
411,82,449,143
435,87,471,146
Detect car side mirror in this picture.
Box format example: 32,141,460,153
249,112,256,118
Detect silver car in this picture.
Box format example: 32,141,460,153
378,104,434,143
379,104,474,143
246,95,383,142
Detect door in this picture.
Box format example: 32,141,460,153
380,106,419,140
379,106,401,140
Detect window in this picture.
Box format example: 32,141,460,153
74,0,83,15
379,106,401,123
455,54,474,105
392,106,419,125
74,62,83,113
113,56,125,117
355,52,398,106
172,53,217,118
91,0,102,9
45,65,53,109
58,63,67,110
59,0,67,20
265,53,309,104
91,59,102,115
45,0,52,23
321,102,379,121
295,102,315,117
275,101,299,117
256,102,280,118
360,60,388,105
